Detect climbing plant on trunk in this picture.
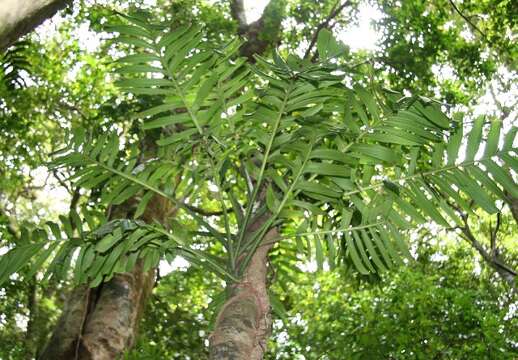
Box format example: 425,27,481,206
0,10,517,359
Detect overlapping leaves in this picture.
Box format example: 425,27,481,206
1,13,516,287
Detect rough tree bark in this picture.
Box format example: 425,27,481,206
209,214,278,359
39,262,155,360
38,196,169,360
230,0,284,60
0,0,72,51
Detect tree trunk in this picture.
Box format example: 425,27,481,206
209,215,277,359
39,196,169,359
39,262,155,360
461,225,517,292
0,0,72,51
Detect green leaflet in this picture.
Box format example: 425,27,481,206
112,184,142,205
327,233,336,270
395,110,438,130
431,143,445,168
105,24,154,40
501,153,518,173
266,185,281,213
349,144,400,164
0,243,46,285
157,128,198,146
360,229,388,272
193,72,219,108
368,131,424,146
386,117,441,142
134,191,154,219
351,97,369,125
387,224,412,259
431,175,473,214
304,162,351,177
406,181,449,227
25,242,60,279
467,166,505,200
95,228,124,253
482,160,518,198
355,85,379,121
449,170,498,214
142,113,191,130
447,125,463,165
297,181,342,198
310,148,351,163
157,25,191,49
345,232,370,275
115,36,154,49
269,291,288,322
117,53,160,64
314,234,324,271
465,116,484,161
132,103,175,119
115,64,164,74
372,228,403,266
502,127,517,151
393,195,426,224
414,102,450,129
484,120,501,157
116,78,174,88
352,230,376,273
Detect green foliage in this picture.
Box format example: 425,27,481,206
0,41,31,90
121,241,518,359
269,245,518,359
375,0,516,102
0,1,516,359
0,11,516,289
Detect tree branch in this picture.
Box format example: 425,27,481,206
303,0,351,60
490,212,501,257
447,0,487,40
460,213,517,291
0,0,72,51
230,0,247,32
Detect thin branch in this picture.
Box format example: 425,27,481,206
303,0,351,60
57,100,89,122
490,212,501,257
447,0,487,40
52,169,73,195
459,214,517,286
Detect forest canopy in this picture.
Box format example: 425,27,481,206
0,0,516,359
